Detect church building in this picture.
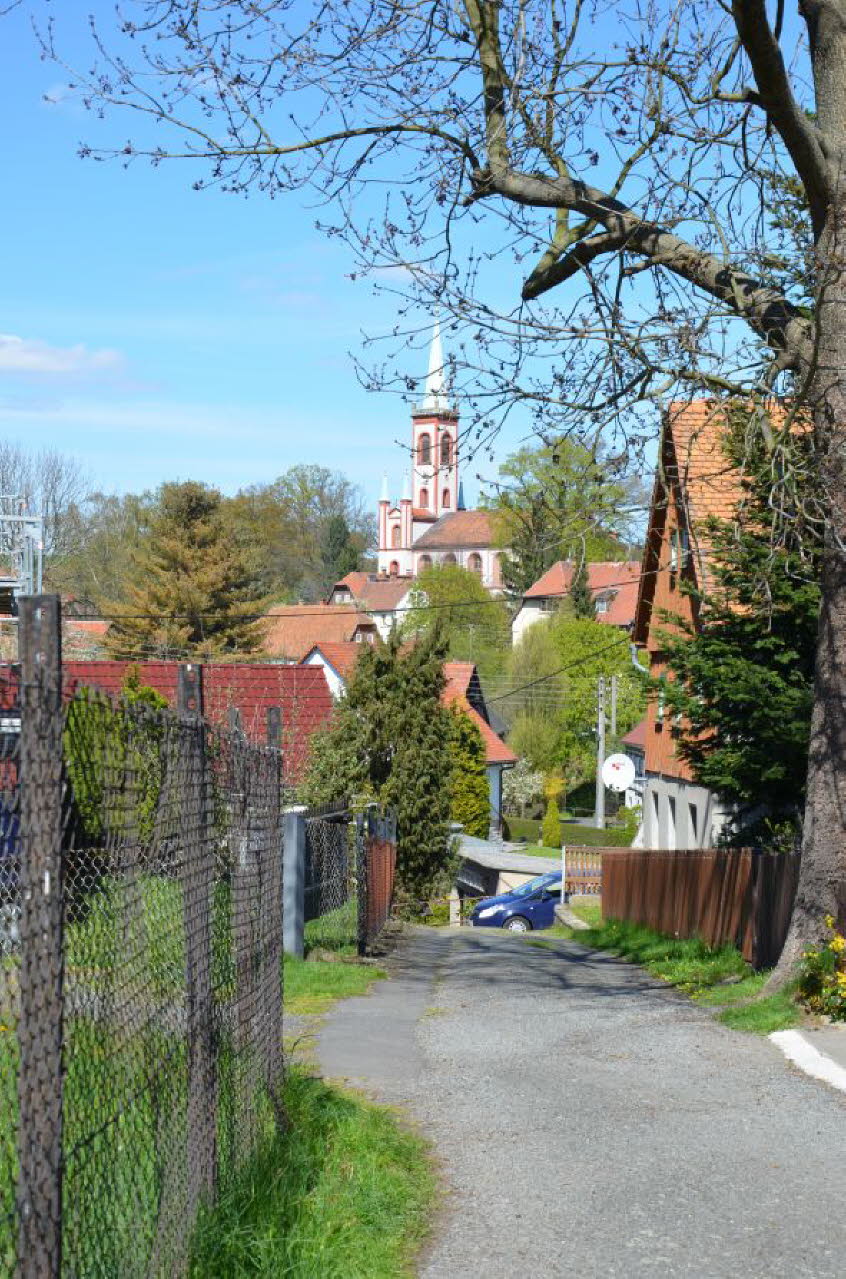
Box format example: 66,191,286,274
376,322,503,589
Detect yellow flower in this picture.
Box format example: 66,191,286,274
830,934,846,954
825,914,836,929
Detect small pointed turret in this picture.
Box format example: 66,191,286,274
457,479,466,511
380,473,390,503
401,474,411,503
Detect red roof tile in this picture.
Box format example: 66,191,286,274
302,641,364,679
262,603,377,659
621,716,647,750
523,560,641,627
338,574,416,611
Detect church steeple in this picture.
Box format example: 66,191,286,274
411,320,459,518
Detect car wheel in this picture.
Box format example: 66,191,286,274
503,915,531,933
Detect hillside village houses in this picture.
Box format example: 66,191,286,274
510,559,641,644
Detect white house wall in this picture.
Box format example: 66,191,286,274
641,774,733,850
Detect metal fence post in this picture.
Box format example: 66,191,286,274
282,806,306,957
177,663,217,1217
17,595,65,1279
355,812,367,956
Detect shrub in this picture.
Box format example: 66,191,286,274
797,916,846,1020
541,798,562,849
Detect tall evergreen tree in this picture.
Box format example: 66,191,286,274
320,514,362,592
663,422,821,837
568,561,595,619
447,705,491,839
304,629,455,900
104,481,262,659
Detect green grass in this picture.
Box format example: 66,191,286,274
571,916,801,1032
189,1067,436,1278
283,954,386,1015
304,896,359,956
568,898,603,928
506,815,632,847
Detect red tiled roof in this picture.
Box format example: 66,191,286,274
413,510,494,550
442,661,475,701
621,716,647,750
412,507,438,522
466,705,519,766
523,560,641,627
49,659,333,784
334,572,417,611
262,603,377,659
302,641,363,679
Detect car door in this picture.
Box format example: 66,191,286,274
534,882,561,929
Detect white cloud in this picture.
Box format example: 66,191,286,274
0,334,125,377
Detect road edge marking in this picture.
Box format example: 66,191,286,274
769,1029,846,1094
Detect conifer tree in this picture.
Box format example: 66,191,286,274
541,798,562,849
104,481,263,659
304,628,455,900
447,705,490,839
569,561,595,620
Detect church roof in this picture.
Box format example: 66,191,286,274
413,509,495,550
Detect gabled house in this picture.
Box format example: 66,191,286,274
327,572,417,639
299,641,363,699
261,603,377,661
511,560,641,645
632,401,745,849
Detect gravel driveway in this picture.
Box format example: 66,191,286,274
317,926,846,1278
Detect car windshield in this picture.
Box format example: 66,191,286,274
509,874,560,899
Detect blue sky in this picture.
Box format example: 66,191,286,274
1,2,523,510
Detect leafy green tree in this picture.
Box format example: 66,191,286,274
304,629,455,901
663,422,820,835
503,617,646,788
104,481,263,659
541,798,562,849
569,561,595,620
402,564,510,689
485,441,640,596
447,705,490,839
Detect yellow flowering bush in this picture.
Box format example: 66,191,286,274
797,916,846,1020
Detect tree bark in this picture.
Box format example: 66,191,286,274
769,193,846,982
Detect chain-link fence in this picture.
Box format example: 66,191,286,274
2,597,286,1277
303,803,356,952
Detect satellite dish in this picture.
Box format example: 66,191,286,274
601,753,636,793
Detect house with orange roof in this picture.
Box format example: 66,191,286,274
632,401,747,849
511,560,641,645
261,603,377,662
299,641,365,699
327,571,418,638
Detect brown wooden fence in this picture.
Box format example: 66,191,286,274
601,848,801,968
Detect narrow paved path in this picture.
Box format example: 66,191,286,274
317,927,846,1278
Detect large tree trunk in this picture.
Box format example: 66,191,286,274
770,193,846,983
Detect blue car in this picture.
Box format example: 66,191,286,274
470,872,562,933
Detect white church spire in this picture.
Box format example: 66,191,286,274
419,318,450,413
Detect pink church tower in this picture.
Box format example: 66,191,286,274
411,319,459,519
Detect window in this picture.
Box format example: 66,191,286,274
440,434,452,466
419,554,432,571
595,594,609,614
688,803,699,847
655,683,665,726
419,487,429,508
418,433,431,465
669,528,680,575
391,524,401,548
389,560,399,576
468,552,483,576
444,552,457,566
667,796,677,847
441,488,451,509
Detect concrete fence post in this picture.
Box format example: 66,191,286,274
283,806,307,957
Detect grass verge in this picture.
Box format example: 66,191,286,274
568,916,801,1033
283,954,386,1015
190,1067,436,1279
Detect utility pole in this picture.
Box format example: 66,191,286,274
594,676,606,830
610,674,618,739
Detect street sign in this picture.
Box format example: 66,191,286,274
601,752,636,793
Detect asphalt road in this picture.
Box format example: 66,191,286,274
317,927,846,1278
